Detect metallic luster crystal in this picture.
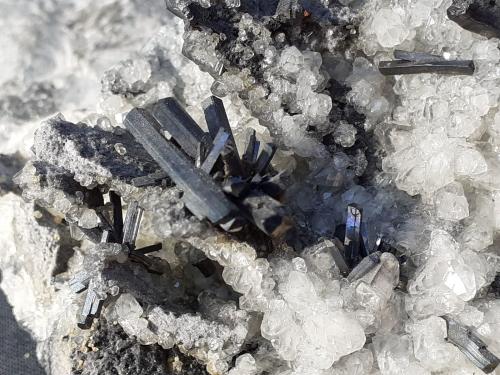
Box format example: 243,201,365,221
202,96,243,176
200,128,230,174
344,204,362,268
448,0,500,39
379,59,475,76
131,171,170,187
123,108,240,226
109,191,124,243
393,50,444,63
122,201,143,250
238,191,292,238
443,316,500,373
151,97,206,159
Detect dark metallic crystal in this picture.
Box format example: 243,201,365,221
330,238,350,276
131,171,170,187
344,204,362,268
393,50,444,63
109,191,124,243
151,98,205,159
69,272,91,294
443,316,500,373
122,201,143,250
124,108,240,225
379,59,475,76
135,243,163,255
448,0,500,39
254,143,277,176
200,128,230,174
238,191,292,238
241,128,259,171
203,96,243,176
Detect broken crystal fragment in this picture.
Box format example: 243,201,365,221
443,316,500,373
448,0,500,39
202,96,243,176
69,272,91,294
238,191,292,238
199,128,230,174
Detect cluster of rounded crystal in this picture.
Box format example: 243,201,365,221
170,228,406,375
342,0,500,373
191,12,338,159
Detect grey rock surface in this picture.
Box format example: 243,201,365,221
0,275,46,375
71,318,209,375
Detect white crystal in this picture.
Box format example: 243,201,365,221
228,354,257,375
279,47,304,76
434,182,469,221
454,146,488,177
114,293,143,319
334,121,357,147
371,8,409,48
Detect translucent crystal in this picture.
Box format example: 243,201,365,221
434,182,469,221
114,143,127,155
373,333,428,375
334,121,357,147
77,208,99,229
114,293,143,319
454,146,488,177
410,316,463,372
228,354,257,375
371,8,409,48
279,47,304,77
409,230,478,303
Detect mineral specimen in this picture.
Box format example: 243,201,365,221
4,0,500,375
124,107,241,227
443,316,500,373
124,97,292,237
344,204,363,268
379,51,475,76
68,192,163,329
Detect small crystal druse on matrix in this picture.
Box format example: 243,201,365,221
2,0,500,375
